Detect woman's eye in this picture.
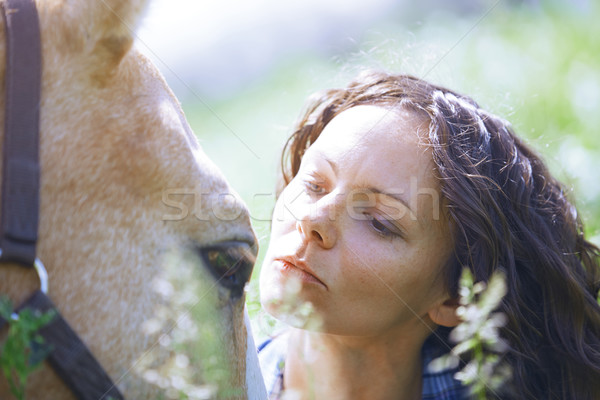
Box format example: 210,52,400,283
367,214,402,238
305,180,325,194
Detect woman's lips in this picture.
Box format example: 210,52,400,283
275,259,327,289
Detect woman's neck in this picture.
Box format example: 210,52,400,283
283,326,431,400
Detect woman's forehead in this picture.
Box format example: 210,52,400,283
308,105,433,176
318,105,428,145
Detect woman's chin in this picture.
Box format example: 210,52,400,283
261,295,324,331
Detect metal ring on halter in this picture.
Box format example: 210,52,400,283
0,249,48,320
0,248,48,294
34,258,48,294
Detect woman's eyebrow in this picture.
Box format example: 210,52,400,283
369,187,413,214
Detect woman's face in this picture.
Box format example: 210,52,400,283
260,105,454,337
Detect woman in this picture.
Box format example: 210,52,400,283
258,71,600,399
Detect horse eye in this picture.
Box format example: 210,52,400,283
199,241,256,298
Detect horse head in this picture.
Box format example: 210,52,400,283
0,0,265,398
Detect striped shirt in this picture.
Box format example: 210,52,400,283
257,330,467,399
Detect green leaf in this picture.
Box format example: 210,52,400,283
0,296,56,400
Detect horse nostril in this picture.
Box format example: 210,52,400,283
199,241,256,298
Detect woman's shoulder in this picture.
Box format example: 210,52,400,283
421,332,469,400
256,329,468,400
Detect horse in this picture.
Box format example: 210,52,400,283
0,0,266,398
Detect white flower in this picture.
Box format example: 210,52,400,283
431,268,512,398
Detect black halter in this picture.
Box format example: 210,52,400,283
0,0,123,398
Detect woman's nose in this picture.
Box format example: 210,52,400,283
295,197,338,249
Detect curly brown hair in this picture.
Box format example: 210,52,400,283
279,70,600,399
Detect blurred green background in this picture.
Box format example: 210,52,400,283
141,0,600,336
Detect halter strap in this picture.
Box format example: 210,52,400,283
0,0,41,267
0,290,125,400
